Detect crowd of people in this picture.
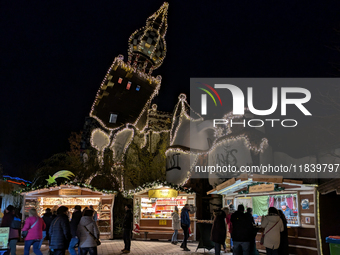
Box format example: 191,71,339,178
208,204,289,255
0,202,290,255
0,204,100,255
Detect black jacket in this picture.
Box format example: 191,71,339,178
210,209,226,244
49,214,71,250
42,212,54,240
123,209,133,229
70,210,82,238
230,211,254,242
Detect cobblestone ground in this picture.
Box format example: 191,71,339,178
14,240,232,255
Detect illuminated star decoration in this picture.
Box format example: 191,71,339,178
46,170,75,184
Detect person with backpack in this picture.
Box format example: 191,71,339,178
49,206,72,255
22,208,46,255
1,205,21,255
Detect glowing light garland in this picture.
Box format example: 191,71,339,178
3,175,31,183
170,94,203,145
15,181,116,195
167,97,268,185
109,126,134,162
127,2,168,72
122,180,193,198
89,55,162,132
90,128,112,165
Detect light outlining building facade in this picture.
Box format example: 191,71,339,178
85,3,172,166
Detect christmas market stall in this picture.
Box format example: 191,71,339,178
0,176,29,216
126,181,196,241
207,174,321,255
20,183,115,239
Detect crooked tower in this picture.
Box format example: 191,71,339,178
90,2,169,131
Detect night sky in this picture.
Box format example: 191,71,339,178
1,0,340,179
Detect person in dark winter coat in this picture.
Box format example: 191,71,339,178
77,209,100,255
1,205,20,255
278,210,289,255
122,205,133,253
180,204,191,252
49,206,72,255
231,204,254,255
69,205,83,255
39,208,53,249
210,208,226,255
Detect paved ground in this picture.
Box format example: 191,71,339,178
15,240,232,255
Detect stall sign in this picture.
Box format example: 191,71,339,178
59,189,82,196
0,227,9,249
249,183,275,193
252,174,283,183
159,220,167,225
148,189,178,198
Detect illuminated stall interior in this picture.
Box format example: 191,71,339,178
208,175,321,255
133,185,196,241
21,185,115,239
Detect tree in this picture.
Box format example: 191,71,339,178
123,132,169,188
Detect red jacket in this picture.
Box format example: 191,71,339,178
22,216,46,240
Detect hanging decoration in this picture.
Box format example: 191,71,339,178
46,170,75,185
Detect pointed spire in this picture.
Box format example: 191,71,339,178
146,2,168,37
128,2,169,74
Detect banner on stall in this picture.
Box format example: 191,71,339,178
0,227,9,249
59,189,82,196
249,184,275,193
148,189,178,198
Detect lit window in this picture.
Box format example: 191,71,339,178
109,114,118,123
136,85,140,91
126,81,131,90
118,78,123,84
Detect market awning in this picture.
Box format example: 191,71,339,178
207,175,308,196
208,179,253,195
318,179,340,195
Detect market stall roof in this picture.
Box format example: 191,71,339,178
318,179,340,195
207,175,313,196
21,184,115,198
122,181,194,197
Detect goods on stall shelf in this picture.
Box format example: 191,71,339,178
39,197,100,206
141,196,187,219
21,186,115,238
235,193,300,227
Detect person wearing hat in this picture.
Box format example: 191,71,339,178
280,202,294,217
171,206,180,245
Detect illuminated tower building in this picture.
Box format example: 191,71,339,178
90,3,168,131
